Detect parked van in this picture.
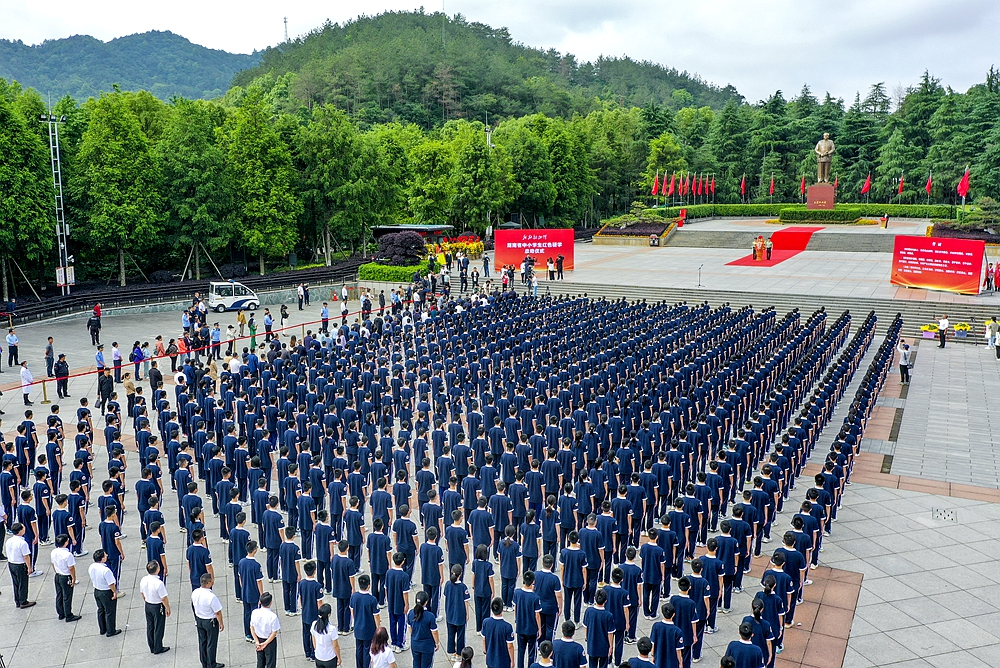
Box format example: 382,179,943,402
208,281,260,312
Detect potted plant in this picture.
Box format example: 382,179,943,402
920,323,939,339
954,322,971,338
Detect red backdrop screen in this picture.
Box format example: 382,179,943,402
494,229,575,272
890,235,985,295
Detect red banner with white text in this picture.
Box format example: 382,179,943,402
494,229,575,272
890,235,985,295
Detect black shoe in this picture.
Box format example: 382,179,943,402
153,647,170,654
66,614,82,622
107,629,122,637
18,602,36,609
213,664,225,668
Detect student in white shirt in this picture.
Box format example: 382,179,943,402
6,522,35,608
51,534,80,621
251,591,281,668
88,549,121,636
370,627,398,668
192,573,224,668
311,603,342,668
140,560,171,654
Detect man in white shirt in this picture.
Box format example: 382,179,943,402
5,522,35,608
192,573,225,668
141,560,171,654
88,549,121,636
250,591,281,668
938,315,949,348
52,534,81,621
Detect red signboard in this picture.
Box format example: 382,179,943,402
494,229,575,272
890,235,985,295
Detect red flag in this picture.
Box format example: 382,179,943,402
769,176,775,195
925,172,933,195
860,173,871,194
697,176,703,196
800,176,806,195
740,174,746,195
660,173,668,196
957,167,970,198
684,175,691,195
711,176,716,194
651,172,660,196
667,173,676,196
898,174,905,194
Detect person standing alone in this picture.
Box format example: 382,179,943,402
141,560,171,654
937,315,949,348
896,341,912,385
192,573,225,668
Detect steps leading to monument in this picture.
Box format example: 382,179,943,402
662,231,896,253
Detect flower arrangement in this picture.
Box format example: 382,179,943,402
920,324,939,332
954,322,971,331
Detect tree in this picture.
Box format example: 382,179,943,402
708,100,750,202
70,91,162,286
157,99,230,279
0,85,54,301
543,120,593,225
643,132,687,191
875,128,921,203
407,139,456,226
221,87,301,275
505,127,556,226
450,122,518,232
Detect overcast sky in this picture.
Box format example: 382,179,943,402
2,0,997,103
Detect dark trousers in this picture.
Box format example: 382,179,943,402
642,582,660,617
145,601,167,652
371,571,385,605
589,658,609,668
55,573,74,618
257,641,277,668
448,622,467,655
517,633,537,668
602,548,614,582
282,580,298,613
501,577,516,607
390,610,406,647
539,612,557,643
564,586,582,623
337,597,352,636
939,329,946,347
244,601,254,637
196,616,220,668
266,548,279,580
302,622,314,659
10,562,28,605
318,560,332,594
899,365,910,383
95,588,117,635
585,567,600,604
424,583,441,616
57,379,69,398
475,595,490,633
355,639,372,668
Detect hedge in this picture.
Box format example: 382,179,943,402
358,261,429,282
779,208,860,222
640,203,956,221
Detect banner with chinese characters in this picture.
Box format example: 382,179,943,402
493,229,575,272
890,235,985,295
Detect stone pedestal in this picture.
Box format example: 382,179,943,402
807,183,836,210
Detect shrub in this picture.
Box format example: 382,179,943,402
359,261,429,282
149,270,178,284
640,202,955,220
377,231,428,266
598,222,670,236
930,224,1000,241
779,208,859,223
218,263,248,279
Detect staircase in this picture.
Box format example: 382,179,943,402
537,280,995,339
663,231,896,253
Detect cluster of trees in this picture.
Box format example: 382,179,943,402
0,31,259,100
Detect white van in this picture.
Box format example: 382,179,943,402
208,281,260,312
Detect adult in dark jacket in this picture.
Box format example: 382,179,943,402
97,370,114,412
87,315,102,346
54,354,71,399
148,362,163,397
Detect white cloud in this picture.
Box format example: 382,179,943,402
1,0,997,102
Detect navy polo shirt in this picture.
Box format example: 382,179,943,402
407,608,438,653
367,531,392,575
482,616,515,668
533,569,562,615
279,541,301,582
385,568,411,615
725,639,764,668
520,521,539,558
299,578,324,623
669,594,698,645
650,620,684,668
238,556,263,603
350,591,379,640
330,554,356,598
560,547,586,589
512,588,541,635
552,638,586,668
186,543,212,586
445,524,469,565
262,509,284,549
583,606,614,657
419,542,444,586
472,558,494,598
443,579,470,625
392,516,417,554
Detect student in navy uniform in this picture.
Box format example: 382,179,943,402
330,540,356,636
498,525,522,609
443,564,471,660
669,577,698,668
278,526,302,615
350,574,380,668
620,546,643,644
532,640,555,668
775,532,806,627
629,637,656,668
367,518,392,606
261,496,284,582
445,509,470,572
560,530,587,623
483,597,516,668
472,543,495,635
520,509,540,575
724,622,765,668
407,589,440,668
583,587,615,668
596,502,616,583
552,620,587,668
650,601,685,668
314,510,335,595
699,540,723,635
345,496,366,571
534,553,562,643
715,521,738,613
541,496,560,560
639,527,665,619
386,551,412,651
238,541,264,640
604,568,630,666
742,599,775,668
392,504,418,578
298,560,324,660
419,526,445,618
579,513,603,606
513,570,542,668
754,575,786,658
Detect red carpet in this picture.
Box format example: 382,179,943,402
726,226,824,267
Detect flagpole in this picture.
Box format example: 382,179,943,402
927,169,931,206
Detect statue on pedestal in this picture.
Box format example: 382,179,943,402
814,132,835,183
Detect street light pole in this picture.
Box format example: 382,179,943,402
39,113,72,295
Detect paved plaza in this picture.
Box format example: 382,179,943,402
1,237,999,668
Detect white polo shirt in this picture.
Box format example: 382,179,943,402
140,574,168,604
250,606,281,639
191,587,222,620
88,562,116,590
4,535,30,565
51,547,76,576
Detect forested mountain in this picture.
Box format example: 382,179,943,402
0,31,259,100
233,10,742,127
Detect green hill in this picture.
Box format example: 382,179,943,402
0,30,259,100
235,10,742,126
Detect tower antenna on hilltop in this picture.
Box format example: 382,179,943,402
284,17,289,42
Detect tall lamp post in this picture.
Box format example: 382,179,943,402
39,113,73,295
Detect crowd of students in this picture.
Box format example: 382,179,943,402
0,288,901,668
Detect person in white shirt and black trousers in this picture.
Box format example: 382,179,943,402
141,560,171,654
88,549,122,636
51,534,81,621
192,572,225,668
5,522,35,609
250,591,281,668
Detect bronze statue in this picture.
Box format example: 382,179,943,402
814,132,835,183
